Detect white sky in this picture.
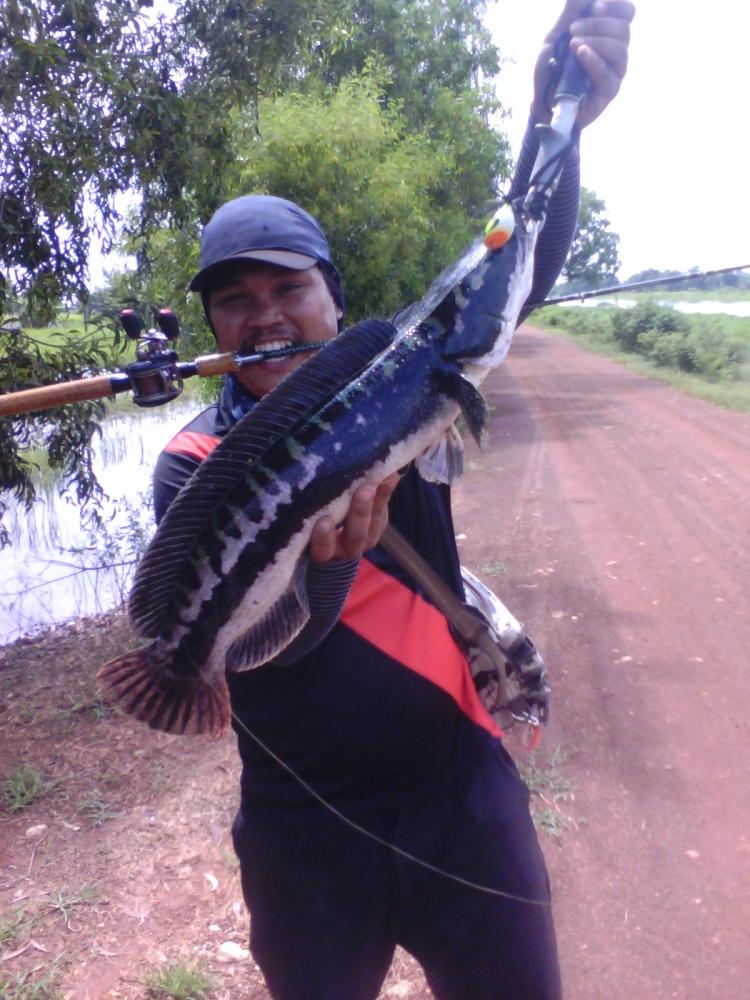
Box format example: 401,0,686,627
486,0,750,278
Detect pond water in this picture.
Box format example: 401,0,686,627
561,298,750,317
0,399,201,644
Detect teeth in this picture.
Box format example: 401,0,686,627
257,340,294,354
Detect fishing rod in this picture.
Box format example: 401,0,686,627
0,307,332,418
528,263,750,309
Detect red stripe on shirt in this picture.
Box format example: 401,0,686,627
164,430,221,461
341,558,501,737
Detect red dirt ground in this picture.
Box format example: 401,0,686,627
1,325,749,998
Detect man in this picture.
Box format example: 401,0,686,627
154,3,634,996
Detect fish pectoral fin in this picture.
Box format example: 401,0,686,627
435,369,489,448
416,424,465,484
97,645,229,737
225,558,311,672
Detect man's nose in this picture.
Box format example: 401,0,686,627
245,295,284,332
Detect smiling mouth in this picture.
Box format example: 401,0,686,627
242,338,296,362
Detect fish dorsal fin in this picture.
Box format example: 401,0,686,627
130,319,396,638
224,558,310,672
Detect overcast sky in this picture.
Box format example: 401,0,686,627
487,0,750,278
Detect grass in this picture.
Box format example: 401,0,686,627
1,766,48,813
62,680,115,721
76,791,121,826
518,746,576,839
0,962,63,1000
143,962,217,1000
0,908,37,950
475,561,508,577
45,884,99,927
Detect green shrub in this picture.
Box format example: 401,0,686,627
612,300,688,352
685,324,748,380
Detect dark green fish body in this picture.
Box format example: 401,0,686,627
98,207,543,735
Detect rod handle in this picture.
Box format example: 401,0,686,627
0,375,122,417
190,352,241,378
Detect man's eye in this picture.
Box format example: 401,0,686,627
218,295,250,309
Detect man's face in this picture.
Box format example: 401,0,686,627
207,261,342,399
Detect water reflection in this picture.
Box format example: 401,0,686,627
0,400,201,643
561,298,750,317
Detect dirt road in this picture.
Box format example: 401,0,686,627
1,326,748,998
453,325,750,999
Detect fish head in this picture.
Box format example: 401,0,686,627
438,204,540,370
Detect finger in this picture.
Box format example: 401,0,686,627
589,0,636,23
309,516,338,563
573,43,624,125
545,0,592,40
570,16,631,51
335,483,379,560
362,474,399,549
547,0,634,41
570,34,629,80
370,473,400,518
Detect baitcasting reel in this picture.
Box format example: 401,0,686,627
119,308,184,408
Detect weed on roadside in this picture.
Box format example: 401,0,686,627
0,965,62,999
518,746,576,838
1,766,48,813
76,791,121,826
143,961,217,999
44,884,99,928
0,907,37,950
62,680,114,721
476,561,508,577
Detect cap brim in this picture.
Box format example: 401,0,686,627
190,249,317,291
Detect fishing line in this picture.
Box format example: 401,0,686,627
236,339,333,366
208,672,551,907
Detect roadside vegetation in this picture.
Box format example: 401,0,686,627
518,745,577,839
618,287,750,303
532,299,750,412
143,962,217,999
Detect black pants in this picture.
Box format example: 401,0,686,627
232,743,561,1000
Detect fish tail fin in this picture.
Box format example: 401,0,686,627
97,646,230,737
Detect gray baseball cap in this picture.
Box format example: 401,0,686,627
190,194,342,306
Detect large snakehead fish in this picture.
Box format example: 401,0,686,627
98,91,581,736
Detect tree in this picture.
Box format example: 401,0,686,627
562,186,621,288
624,268,681,285
0,0,318,314
122,70,509,331
306,0,500,127
0,0,507,543
0,321,125,547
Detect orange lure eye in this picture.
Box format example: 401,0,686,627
483,204,515,251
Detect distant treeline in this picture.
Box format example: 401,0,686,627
555,268,750,296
